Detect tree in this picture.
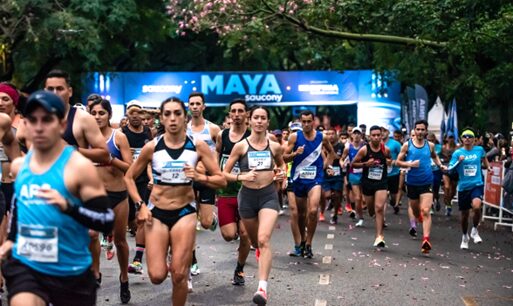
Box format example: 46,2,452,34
168,0,513,132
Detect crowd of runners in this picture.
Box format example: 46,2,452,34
0,69,510,305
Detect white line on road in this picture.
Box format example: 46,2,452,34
319,274,330,285
328,226,336,231
322,256,332,264
327,233,335,239
315,299,327,306
325,244,333,250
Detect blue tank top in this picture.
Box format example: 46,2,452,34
405,139,434,186
106,130,122,160
291,131,324,182
348,142,364,175
13,146,91,276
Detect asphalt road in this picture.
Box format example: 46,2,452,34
94,202,513,306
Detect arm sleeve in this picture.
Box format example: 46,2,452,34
7,198,17,242
65,196,114,234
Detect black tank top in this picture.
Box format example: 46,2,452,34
362,143,388,183
122,125,153,182
62,107,78,146
220,128,251,156
239,139,275,172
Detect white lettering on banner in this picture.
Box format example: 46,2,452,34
142,85,182,94
245,94,283,102
298,84,339,95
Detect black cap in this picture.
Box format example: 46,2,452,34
25,90,66,119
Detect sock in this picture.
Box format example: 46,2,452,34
236,261,245,272
410,219,416,228
423,236,430,241
192,249,197,265
133,244,145,262
258,280,268,292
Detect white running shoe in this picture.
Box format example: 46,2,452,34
187,272,193,292
470,227,483,244
460,234,469,250
191,263,200,276
355,219,364,227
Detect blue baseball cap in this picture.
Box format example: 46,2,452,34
25,90,66,119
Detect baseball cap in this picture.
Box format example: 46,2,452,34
289,122,302,132
24,90,66,119
126,100,142,109
272,129,282,136
352,127,362,134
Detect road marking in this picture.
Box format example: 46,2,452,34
328,226,336,231
461,296,479,306
319,274,330,285
325,244,333,250
322,256,332,264
327,233,335,239
314,299,327,306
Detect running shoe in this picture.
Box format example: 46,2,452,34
445,205,452,217
278,209,285,216
409,227,417,238
470,227,483,244
345,203,352,212
319,212,325,222
337,207,343,215
288,245,303,257
196,220,202,231
96,272,102,288
232,270,245,286
304,245,313,259
190,263,200,276
100,237,108,248
355,219,364,227
187,271,193,292
106,242,115,260
430,207,434,215
128,261,143,274
460,234,469,250
393,205,400,214
210,213,219,232
120,278,131,304
252,288,268,305
349,211,356,219
421,239,432,254
373,237,386,248
329,215,338,225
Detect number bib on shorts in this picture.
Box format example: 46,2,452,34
299,166,317,180
161,161,190,184
248,151,272,170
352,168,363,174
17,225,58,263
463,165,477,177
368,166,384,180
221,154,240,174
332,166,341,176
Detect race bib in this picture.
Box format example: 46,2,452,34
161,161,190,184
17,225,58,263
248,151,271,170
132,148,142,161
463,165,477,177
332,166,341,176
299,166,317,179
368,166,383,180
352,168,363,174
221,154,240,174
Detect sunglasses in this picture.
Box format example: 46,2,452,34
462,135,474,139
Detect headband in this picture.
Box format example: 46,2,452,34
0,84,20,106
461,130,475,137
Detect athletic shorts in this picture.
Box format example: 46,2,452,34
128,180,149,222
2,257,96,306
432,170,443,193
322,178,343,192
149,202,197,229
293,180,321,198
238,183,279,219
348,173,362,186
193,181,216,205
107,190,128,210
0,190,6,217
406,184,432,200
1,182,14,215
387,174,400,194
458,186,484,211
217,197,239,227
362,182,388,197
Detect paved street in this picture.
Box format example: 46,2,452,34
95,203,513,306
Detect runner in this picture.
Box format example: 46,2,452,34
341,127,366,227
0,90,114,306
382,127,402,214
321,127,344,225
124,97,225,306
284,110,335,259
122,102,153,275
448,128,490,249
43,70,110,285
89,98,133,303
222,105,286,305
352,126,391,248
215,99,251,285
441,133,458,216
427,133,443,213
396,120,446,254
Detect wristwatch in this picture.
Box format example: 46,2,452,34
135,200,145,209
